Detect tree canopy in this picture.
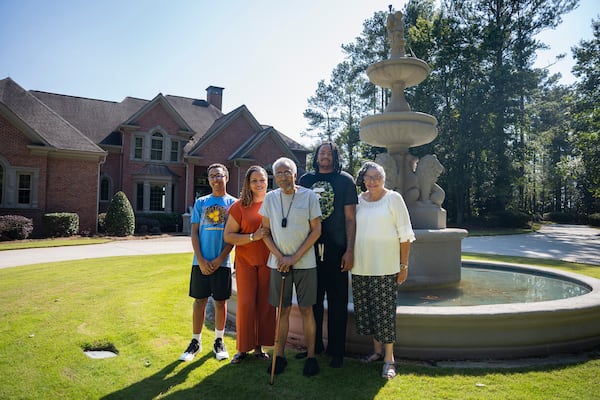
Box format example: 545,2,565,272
302,0,598,224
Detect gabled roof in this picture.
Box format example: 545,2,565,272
122,93,194,134
3,77,306,158
185,104,262,154
30,91,223,147
0,78,104,154
229,126,302,163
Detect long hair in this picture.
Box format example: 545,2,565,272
239,166,267,207
312,141,342,174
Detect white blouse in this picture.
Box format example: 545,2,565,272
353,190,415,276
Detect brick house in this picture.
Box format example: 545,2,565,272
0,77,309,236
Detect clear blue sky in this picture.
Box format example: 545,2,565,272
1,0,597,146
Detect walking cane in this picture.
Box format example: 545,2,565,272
270,271,288,385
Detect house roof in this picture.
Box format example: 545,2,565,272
133,164,180,177
2,77,307,158
0,77,104,154
229,126,302,163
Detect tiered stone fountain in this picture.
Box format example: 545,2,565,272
233,11,600,361
286,11,600,360
360,11,467,289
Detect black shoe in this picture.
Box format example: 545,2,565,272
330,355,343,368
295,346,324,359
179,338,200,362
303,357,320,376
267,356,287,375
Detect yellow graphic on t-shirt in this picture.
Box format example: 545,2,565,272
205,205,226,225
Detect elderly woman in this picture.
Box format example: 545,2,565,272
352,161,415,379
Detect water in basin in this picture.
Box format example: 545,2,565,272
347,264,591,307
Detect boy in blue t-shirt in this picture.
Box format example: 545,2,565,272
179,163,236,362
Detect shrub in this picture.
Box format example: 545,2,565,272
135,212,183,233
97,213,107,233
43,212,79,237
104,191,135,237
135,216,161,235
589,213,600,227
543,212,577,223
494,210,531,228
0,215,34,241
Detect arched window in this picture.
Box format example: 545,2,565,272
100,177,111,202
151,132,164,161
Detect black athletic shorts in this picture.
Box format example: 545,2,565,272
189,265,232,301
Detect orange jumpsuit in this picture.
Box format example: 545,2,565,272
229,201,276,352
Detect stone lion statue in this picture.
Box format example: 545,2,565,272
415,154,445,206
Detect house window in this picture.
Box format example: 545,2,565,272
134,136,143,160
100,177,110,201
136,183,144,211
170,140,179,162
17,173,32,204
149,185,165,211
151,132,164,161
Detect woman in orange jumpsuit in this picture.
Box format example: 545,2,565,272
224,165,276,363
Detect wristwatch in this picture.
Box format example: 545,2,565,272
249,233,254,241
400,263,409,271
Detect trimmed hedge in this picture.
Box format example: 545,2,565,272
467,210,531,229
589,213,600,227
0,215,34,241
43,212,79,237
543,212,578,223
135,212,183,233
104,191,135,237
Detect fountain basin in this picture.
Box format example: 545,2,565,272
360,112,438,149
367,57,431,88
283,261,600,360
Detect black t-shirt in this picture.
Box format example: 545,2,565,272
299,171,358,248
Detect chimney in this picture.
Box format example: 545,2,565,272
206,86,224,111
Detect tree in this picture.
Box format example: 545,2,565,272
570,18,600,213
105,191,135,237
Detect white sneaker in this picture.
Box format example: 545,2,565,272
179,338,200,361
213,338,229,360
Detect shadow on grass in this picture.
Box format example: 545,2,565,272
100,353,213,400
97,347,600,400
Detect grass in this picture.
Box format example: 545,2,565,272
0,237,110,250
1,251,599,399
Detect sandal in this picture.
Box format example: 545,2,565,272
381,362,396,379
254,351,269,360
230,352,247,364
363,352,383,363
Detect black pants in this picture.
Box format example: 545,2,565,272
313,242,349,357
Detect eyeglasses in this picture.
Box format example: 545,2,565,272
363,174,383,182
275,170,294,178
208,174,226,180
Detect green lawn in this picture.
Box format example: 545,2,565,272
1,252,599,399
0,237,110,250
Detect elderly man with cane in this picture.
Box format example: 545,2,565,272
259,157,322,379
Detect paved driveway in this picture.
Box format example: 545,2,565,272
0,235,192,269
1,224,599,269
462,224,600,265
